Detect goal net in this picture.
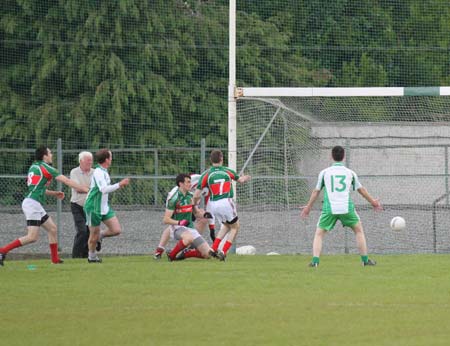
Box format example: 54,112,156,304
235,87,450,255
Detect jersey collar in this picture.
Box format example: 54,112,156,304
96,164,107,172
333,162,344,166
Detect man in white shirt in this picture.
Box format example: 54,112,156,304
70,151,94,258
300,145,382,267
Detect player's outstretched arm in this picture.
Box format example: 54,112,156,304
357,187,383,211
237,175,251,184
45,190,65,200
119,178,130,188
300,189,320,219
56,175,89,193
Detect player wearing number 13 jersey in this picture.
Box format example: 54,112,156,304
300,146,383,267
193,149,251,260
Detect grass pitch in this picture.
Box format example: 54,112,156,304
2,254,450,346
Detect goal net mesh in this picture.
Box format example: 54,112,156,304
235,93,450,254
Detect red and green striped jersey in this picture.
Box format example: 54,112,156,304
166,189,194,228
197,166,239,201
25,161,60,204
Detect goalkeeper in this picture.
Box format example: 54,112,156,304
300,145,383,267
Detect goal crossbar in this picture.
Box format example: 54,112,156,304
239,87,450,98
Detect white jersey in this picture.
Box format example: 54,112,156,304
84,165,120,215
315,162,362,214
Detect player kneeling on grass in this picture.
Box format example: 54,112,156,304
300,145,383,267
164,173,221,261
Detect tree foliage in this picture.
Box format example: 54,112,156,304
1,0,449,151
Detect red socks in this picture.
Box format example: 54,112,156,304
169,240,186,259
212,238,232,254
49,243,60,263
222,241,232,254
0,239,22,254
154,246,164,255
212,238,221,251
1,240,62,264
184,249,203,259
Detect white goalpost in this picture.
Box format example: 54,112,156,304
228,2,450,255
233,86,450,255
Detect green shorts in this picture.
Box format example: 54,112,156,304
317,210,360,231
85,208,116,227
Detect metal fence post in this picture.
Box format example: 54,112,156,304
200,139,206,208
200,138,206,173
56,138,62,250
445,146,448,205
154,149,158,206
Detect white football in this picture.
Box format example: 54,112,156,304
236,245,256,255
390,216,405,231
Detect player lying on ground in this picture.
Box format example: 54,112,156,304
153,173,216,259
163,173,223,261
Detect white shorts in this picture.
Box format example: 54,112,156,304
207,198,237,225
170,225,201,241
22,198,47,221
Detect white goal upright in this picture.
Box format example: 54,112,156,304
234,86,450,255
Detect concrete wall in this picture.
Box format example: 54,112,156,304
297,123,450,205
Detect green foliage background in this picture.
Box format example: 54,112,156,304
2,0,450,149
1,0,450,206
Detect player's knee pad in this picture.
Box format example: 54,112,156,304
192,236,206,248
41,214,49,224
27,219,41,227
226,216,239,225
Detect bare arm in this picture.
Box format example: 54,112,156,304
193,206,205,219
163,209,179,226
300,189,321,219
56,175,89,193
357,187,383,211
45,190,65,200
192,188,202,206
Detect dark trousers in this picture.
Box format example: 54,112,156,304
71,202,89,258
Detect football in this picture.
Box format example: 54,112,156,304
236,245,256,255
390,216,405,231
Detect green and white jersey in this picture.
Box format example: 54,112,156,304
25,161,61,204
166,189,194,228
84,165,120,215
197,166,239,201
315,162,362,215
